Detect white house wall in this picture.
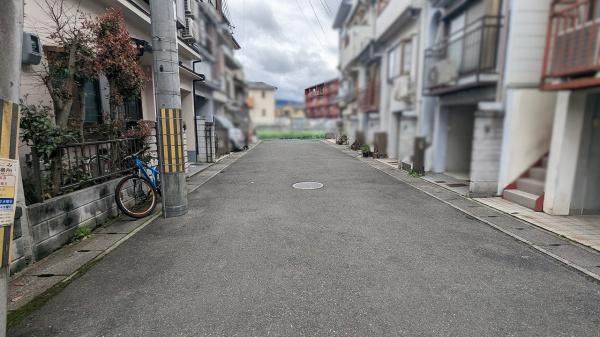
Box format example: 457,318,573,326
497,0,556,192
503,0,552,86
497,89,556,193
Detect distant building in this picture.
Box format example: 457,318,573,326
247,82,278,126
304,79,340,119
275,100,305,119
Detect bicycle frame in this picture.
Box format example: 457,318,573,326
134,157,160,191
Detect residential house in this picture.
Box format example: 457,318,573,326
304,79,340,119
334,0,378,146
376,0,423,165
519,0,600,215
247,82,278,127
421,0,505,196
14,0,244,273
275,100,306,120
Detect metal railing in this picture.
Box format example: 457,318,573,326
542,0,600,89
424,16,502,94
27,138,144,203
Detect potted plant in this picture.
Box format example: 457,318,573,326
360,144,371,157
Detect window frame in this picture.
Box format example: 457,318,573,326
400,39,413,76
387,44,401,80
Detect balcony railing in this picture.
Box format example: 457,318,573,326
423,16,502,95
542,0,600,90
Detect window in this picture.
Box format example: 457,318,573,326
122,99,143,121
262,90,266,98
401,40,413,76
83,80,102,123
262,109,266,117
387,45,400,79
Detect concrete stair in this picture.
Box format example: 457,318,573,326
503,156,548,212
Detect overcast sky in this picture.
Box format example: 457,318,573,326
227,0,342,102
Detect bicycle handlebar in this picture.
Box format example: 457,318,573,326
126,147,150,160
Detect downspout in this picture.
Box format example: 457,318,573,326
495,0,509,103
193,60,202,162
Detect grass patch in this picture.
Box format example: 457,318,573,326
73,226,92,241
257,130,326,140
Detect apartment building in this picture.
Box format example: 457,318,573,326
334,0,377,146
304,79,340,119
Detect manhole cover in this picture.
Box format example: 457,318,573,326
292,182,324,190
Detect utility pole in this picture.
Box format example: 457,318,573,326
0,1,24,336
149,0,188,217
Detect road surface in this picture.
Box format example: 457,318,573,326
10,140,600,337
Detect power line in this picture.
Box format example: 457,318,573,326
318,0,333,17
294,0,325,48
308,0,326,36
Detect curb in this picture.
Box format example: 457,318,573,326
7,142,263,326
322,141,600,282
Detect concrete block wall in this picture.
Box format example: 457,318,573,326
469,110,504,197
26,179,122,265
196,118,216,163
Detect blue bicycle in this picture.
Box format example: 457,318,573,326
115,148,161,218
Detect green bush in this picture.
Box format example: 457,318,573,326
257,130,327,140
360,144,371,154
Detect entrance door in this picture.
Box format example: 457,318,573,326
445,106,475,179
581,95,600,213
572,94,600,214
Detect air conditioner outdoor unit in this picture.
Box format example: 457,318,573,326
428,59,458,87
393,76,415,102
181,17,197,41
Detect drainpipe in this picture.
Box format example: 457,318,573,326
495,0,509,103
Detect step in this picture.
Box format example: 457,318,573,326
516,177,545,195
529,167,547,181
503,189,539,210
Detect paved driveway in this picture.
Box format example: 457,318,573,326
10,140,600,337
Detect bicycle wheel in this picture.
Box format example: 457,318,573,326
115,175,158,218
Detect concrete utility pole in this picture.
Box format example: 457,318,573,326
0,1,24,335
149,0,188,217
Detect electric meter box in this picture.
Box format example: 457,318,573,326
22,32,42,65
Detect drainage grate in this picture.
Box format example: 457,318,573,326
515,227,525,230
292,182,324,190
435,180,446,183
77,250,91,253
549,243,562,247
446,183,467,188
37,274,55,278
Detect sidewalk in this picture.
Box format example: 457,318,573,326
323,141,600,281
7,145,257,322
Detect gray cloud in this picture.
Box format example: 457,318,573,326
228,0,341,101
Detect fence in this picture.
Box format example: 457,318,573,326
27,138,144,204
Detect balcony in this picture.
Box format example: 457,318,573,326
423,16,502,95
542,0,600,90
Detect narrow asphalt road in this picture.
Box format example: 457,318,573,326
10,140,600,337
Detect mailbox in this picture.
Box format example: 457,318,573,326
22,32,42,65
